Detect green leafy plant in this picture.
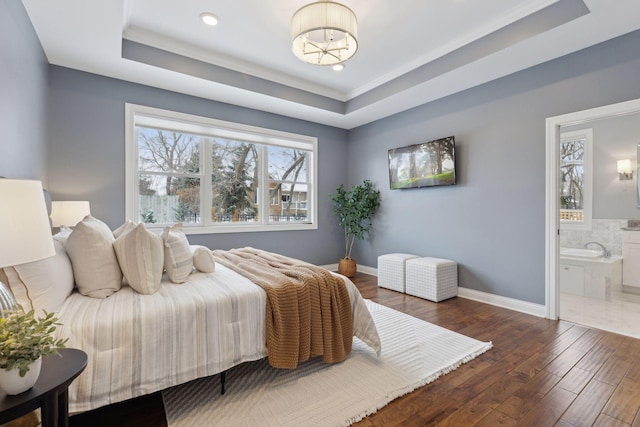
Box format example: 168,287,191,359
0,310,68,377
330,179,381,259
141,208,156,224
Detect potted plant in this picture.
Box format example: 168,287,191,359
0,310,67,395
330,179,381,277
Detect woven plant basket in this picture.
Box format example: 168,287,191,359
338,258,357,278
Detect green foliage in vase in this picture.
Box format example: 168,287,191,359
0,310,68,377
330,179,381,260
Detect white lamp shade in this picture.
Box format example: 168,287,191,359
291,1,358,66
0,179,55,268
50,201,91,227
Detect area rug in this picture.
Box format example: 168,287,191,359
162,300,492,427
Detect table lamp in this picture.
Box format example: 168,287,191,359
0,179,56,317
50,201,91,228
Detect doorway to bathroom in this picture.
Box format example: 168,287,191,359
546,99,640,339
558,223,639,337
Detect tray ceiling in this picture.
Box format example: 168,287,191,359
21,0,640,128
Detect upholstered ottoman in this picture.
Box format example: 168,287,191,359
405,257,458,302
377,253,419,292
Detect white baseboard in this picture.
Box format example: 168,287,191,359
356,265,378,276
320,263,338,271
324,264,546,318
457,287,546,318
319,264,378,276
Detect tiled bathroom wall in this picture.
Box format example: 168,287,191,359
560,219,627,256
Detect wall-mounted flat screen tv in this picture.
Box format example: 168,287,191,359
388,136,456,189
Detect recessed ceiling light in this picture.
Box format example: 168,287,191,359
200,12,219,26
332,63,345,71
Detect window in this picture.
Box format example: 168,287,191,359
559,129,592,230
126,104,317,234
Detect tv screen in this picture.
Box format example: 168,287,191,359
388,136,456,189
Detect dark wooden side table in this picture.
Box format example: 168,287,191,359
0,348,87,427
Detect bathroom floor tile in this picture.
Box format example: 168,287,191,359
560,292,640,338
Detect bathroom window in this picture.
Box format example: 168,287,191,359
560,129,593,230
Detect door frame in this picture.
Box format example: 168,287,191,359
545,98,640,319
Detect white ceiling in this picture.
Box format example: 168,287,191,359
20,0,640,129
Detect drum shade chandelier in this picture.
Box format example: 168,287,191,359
291,1,358,66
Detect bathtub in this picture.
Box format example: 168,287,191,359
560,247,622,300
560,247,604,259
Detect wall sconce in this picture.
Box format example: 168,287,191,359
617,159,633,180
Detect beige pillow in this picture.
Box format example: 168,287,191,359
65,215,122,298
190,245,216,273
2,240,74,313
161,223,193,283
111,220,138,287
114,223,164,295
113,220,137,239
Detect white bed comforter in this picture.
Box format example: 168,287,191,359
56,265,380,413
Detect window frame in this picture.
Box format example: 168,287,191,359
559,128,593,231
125,103,318,234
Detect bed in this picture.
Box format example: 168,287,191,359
1,215,381,413
57,265,379,413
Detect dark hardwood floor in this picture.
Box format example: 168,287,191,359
69,272,640,426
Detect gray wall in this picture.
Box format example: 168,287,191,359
564,113,640,220
47,67,349,265
0,0,49,182
348,30,640,305
8,0,640,305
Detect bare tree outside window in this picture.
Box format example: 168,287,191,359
136,127,311,225
137,128,201,224
268,146,309,221
560,138,585,221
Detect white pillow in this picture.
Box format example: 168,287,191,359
3,240,74,313
190,245,216,273
114,223,164,295
65,215,122,298
161,223,193,283
113,220,137,239
52,226,72,245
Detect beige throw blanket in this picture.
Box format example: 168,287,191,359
212,247,353,369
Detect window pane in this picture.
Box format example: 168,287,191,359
267,180,309,223
560,138,585,223
138,127,201,174
267,146,309,223
139,174,200,224
210,139,258,223
560,139,585,213
268,146,308,179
